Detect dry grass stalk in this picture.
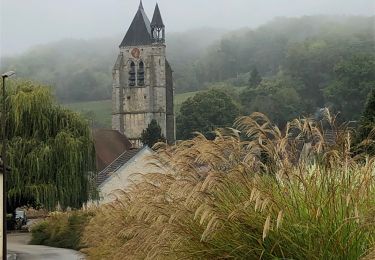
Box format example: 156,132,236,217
81,112,375,259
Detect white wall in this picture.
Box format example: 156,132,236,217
98,148,160,204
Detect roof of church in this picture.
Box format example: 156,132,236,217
92,129,133,171
120,1,152,47
151,4,164,27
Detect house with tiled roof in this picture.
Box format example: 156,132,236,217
92,129,158,204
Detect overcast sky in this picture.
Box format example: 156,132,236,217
1,0,374,56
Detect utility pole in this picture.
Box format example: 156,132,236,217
1,71,15,260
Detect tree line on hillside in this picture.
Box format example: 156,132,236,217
176,86,375,144
175,16,374,139
1,39,117,103
0,29,225,103
2,16,373,104
195,16,374,84
2,15,373,139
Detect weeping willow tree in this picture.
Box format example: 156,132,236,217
1,80,96,211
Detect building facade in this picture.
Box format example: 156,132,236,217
96,146,156,204
112,2,175,147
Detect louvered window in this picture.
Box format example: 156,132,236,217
129,61,136,87
138,61,145,86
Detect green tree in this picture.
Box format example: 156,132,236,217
285,39,334,110
140,119,166,147
324,54,375,120
3,80,96,212
240,73,305,126
176,89,240,140
356,89,375,155
249,67,262,88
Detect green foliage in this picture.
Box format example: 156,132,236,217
60,69,111,102
65,99,112,128
3,80,97,211
356,89,375,155
140,120,166,147
362,90,375,126
1,39,115,103
196,16,373,85
30,211,94,250
196,16,374,120
240,73,305,125
248,67,262,88
166,28,227,93
324,55,375,120
1,29,225,102
2,16,374,129
176,89,240,140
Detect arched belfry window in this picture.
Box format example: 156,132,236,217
129,61,136,87
138,61,145,86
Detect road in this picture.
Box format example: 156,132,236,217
7,233,85,260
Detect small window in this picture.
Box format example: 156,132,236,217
144,95,147,99
138,61,145,86
129,61,136,87
127,96,131,100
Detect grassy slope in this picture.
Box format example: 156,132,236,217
64,91,199,128
65,100,112,128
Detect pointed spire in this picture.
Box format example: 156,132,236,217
120,1,152,47
139,0,144,10
151,3,164,27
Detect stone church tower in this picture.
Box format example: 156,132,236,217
112,1,175,147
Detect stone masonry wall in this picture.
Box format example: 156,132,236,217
112,44,174,147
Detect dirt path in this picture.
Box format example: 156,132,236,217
8,233,85,260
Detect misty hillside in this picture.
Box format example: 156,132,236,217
1,15,374,103
1,28,225,102
194,15,374,83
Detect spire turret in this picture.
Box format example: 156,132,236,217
151,3,165,43
151,3,164,27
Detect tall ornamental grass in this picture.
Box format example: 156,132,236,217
83,111,375,259
30,210,94,250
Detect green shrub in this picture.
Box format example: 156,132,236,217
30,210,94,250
29,221,49,244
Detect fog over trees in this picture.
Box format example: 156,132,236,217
2,2,375,256
1,15,373,125
1,28,226,101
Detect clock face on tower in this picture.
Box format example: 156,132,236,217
131,48,140,59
